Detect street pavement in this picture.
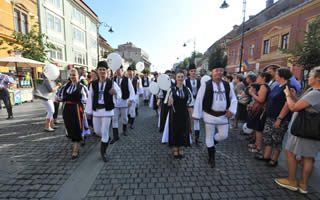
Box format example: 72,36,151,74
0,100,320,200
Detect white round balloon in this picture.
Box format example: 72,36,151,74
158,74,171,91
242,123,253,134
149,81,160,95
136,62,145,72
43,64,60,80
106,53,122,71
201,75,211,86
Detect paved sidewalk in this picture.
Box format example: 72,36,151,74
0,101,319,200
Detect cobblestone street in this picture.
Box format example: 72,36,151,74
0,100,320,200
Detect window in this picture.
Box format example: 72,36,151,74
47,13,62,33
73,27,85,44
47,0,61,9
74,51,86,65
231,50,236,64
72,7,85,24
263,40,270,54
281,33,289,49
249,44,255,57
90,21,96,31
89,37,97,48
49,48,63,60
14,9,28,34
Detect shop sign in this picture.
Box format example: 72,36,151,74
9,66,15,71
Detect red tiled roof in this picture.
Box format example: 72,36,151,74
74,0,99,22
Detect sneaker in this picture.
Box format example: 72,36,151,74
298,183,308,194
44,127,55,132
274,178,298,191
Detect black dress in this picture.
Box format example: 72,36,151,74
168,86,192,147
61,82,88,142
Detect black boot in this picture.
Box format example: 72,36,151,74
207,148,212,164
123,124,127,136
135,108,138,116
100,142,108,162
110,128,119,144
209,147,216,168
195,130,201,145
129,118,135,129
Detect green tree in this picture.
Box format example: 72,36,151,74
208,46,228,71
282,16,320,78
102,49,115,58
0,25,56,62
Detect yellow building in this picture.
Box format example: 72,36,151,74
0,0,42,79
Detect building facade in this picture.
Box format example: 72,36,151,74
0,0,43,78
117,42,151,69
226,0,320,79
98,34,112,61
38,0,100,76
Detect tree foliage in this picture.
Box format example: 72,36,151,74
102,49,115,58
208,46,228,71
282,16,320,75
0,25,56,62
173,51,203,71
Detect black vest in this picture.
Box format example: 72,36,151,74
92,79,114,111
141,77,149,87
185,78,200,97
130,77,138,94
203,80,231,113
63,82,83,103
114,77,129,100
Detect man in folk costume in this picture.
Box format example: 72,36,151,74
85,61,121,162
184,63,202,145
127,64,141,129
110,66,135,143
192,63,237,168
141,70,151,105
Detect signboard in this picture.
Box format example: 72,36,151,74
9,66,15,71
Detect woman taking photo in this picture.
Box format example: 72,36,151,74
275,66,320,194
247,72,271,153
165,70,194,159
57,68,89,159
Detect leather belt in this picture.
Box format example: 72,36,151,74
205,109,227,117
66,101,79,104
96,104,105,109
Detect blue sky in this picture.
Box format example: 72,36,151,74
83,0,273,72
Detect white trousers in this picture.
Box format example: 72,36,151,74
194,119,200,131
143,87,150,100
128,102,136,118
42,100,54,119
113,107,128,128
205,124,228,148
93,116,111,143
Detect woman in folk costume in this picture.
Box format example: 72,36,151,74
56,68,90,159
149,72,160,117
184,63,202,145
85,61,121,162
164,70,194,159
158,70,174,133
192,63,237,168
141,70,151,105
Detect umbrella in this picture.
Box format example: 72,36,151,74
0,55,45,69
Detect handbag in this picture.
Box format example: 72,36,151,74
291,108,320,140
33,83,50,100
238,95,250,105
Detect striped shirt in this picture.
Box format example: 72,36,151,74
0,73,15,89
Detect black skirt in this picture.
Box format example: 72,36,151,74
159,102,169,132
235,103,248,122
63,104,83,142
168,107,191,147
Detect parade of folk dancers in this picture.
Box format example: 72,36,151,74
39,52,237,169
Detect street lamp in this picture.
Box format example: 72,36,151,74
97,22,114,61
183,38,196,63
220,0,246,73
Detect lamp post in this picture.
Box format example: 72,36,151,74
183,38,196,63
220,0,246,73
97,22,114,62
